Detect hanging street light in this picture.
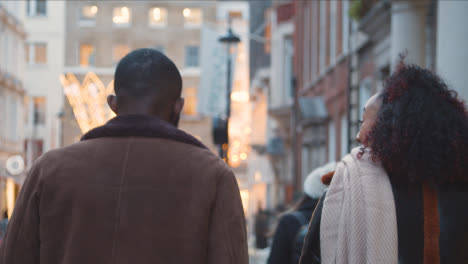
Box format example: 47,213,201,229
217,19,241,163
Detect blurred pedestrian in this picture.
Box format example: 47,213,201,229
300,60,468,264
0,49,248,264
254,204,269,249
267,162,335,264
0,211,8,244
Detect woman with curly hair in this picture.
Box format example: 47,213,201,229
299,61,468,264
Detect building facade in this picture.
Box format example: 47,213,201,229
293,0,468,193
19,0,66,167
0,0,27,217
294,0,351,192
61,1,218,151
266,1,295,205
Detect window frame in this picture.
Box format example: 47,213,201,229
33,96,46,126
184,45,200,68
78,5,98,27
183,8,203,28
342,0,350,55
182,87,198,116
112,44,130,66
78,43,96,67
112,6,131,27
148,7,168,28
330,0,337,64
25,42,48,66
26,0,47,17
319,1,326,74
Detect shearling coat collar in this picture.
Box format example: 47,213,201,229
81,114,208,149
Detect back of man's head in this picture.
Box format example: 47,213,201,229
113,48,182,115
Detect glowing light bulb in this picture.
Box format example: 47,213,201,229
183,8,191,17
121,7,129,17
231,91,250,102
90,5,98,15
153,8,161,20
240,152,247,160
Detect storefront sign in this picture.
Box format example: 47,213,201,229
6,155,24,176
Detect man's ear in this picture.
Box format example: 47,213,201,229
174,97,185,115
107,95,118,114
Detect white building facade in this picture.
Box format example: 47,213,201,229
19,0,66,165
0,0,27,217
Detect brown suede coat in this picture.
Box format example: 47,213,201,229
0,115,248,264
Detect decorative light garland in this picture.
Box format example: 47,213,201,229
60,72,115,133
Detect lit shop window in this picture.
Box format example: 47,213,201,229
25,43,47,65
183,8,202,27
183,88,198,116
79,5,98,26
113,6,131,26
26,0,47,17
149,7,167,27
113,44,130,66
79,44,95,67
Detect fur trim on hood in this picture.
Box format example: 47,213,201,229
303,162,337,199
81,114,208,150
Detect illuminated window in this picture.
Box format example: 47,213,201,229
183,88,198,116
25,43,47,65
183,8,202,27
79,44,95,67
228,11,243,20
113,6,131,26
149,7,167,27
79,5,98,26
33,96,46,125
113,44,130,66
26,0,47,16
184,45,199,67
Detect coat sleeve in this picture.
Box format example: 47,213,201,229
0,163,42,264
299,191,326,264
207,169,248,264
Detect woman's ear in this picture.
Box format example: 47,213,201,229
107,95,118,114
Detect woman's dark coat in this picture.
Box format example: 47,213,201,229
299,183,468,264
267,197,319,264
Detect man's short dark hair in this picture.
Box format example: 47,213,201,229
114,48,182,107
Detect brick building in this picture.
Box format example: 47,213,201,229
293,0,351,191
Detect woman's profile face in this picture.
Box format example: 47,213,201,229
356,93,382,147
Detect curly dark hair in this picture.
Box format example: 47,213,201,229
368,61,468,185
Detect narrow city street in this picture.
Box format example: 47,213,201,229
0,0,467,263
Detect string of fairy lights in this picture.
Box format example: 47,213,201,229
60,41,251,169
59,72,115,134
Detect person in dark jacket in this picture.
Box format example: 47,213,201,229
300,60,468,264
267,162,335,264
255,205,269,249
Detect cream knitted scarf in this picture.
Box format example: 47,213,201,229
320,147,398,264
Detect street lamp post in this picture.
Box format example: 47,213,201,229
218,20,240,163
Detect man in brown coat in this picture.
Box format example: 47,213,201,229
0,49,248,264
